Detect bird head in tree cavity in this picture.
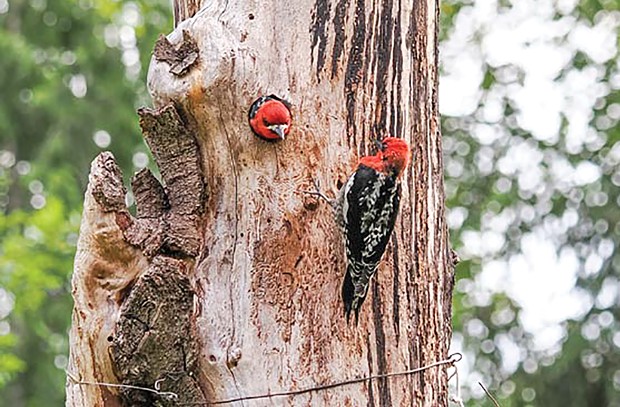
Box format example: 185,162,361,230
248,95,292,142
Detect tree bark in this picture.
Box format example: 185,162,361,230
66,0,453,406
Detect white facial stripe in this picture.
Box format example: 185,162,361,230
268,124,289,132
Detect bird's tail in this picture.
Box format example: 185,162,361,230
342,269,355,324
342,262,378,324
342,267,365,324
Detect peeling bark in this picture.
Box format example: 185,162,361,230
154,31,200,77
110,256,204,406
67,0,453,405
66,105,208,406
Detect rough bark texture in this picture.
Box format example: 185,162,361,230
66,0,453,405
66,106,208,406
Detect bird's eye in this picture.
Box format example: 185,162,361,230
263,118,269,126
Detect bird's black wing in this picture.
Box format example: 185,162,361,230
341,164,401,321
343,165,401,267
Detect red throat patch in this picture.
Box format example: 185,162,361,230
358,155,384,172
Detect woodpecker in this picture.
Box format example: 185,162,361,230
248,95,292,141
308,137,410,323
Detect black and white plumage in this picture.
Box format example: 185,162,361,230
339,164,402,323
306,137,410,323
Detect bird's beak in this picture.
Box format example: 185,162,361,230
270,124,288,140
374,139,385,151
275,126,286,140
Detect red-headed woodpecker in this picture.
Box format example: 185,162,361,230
248,95,292,142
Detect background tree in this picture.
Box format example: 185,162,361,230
0,1,169,405
441,0,620,405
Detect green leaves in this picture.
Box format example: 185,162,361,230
0,334,25,388
0,197,75,313
442,0,620,404
0,0,170,404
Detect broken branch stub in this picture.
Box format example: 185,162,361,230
68,102,208,406
138,104,205,217
153,30,199,76
110,256,205,406
131,168,168,218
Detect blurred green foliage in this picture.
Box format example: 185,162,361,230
0,0,169,405
442,0,620,405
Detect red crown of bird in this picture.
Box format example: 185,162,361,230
359,137,411,177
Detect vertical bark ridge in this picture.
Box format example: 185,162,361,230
391,239,401,342
344,0,366,145
371,278,393,407
311,0,331,80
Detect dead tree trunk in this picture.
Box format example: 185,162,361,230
66,0,454,406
